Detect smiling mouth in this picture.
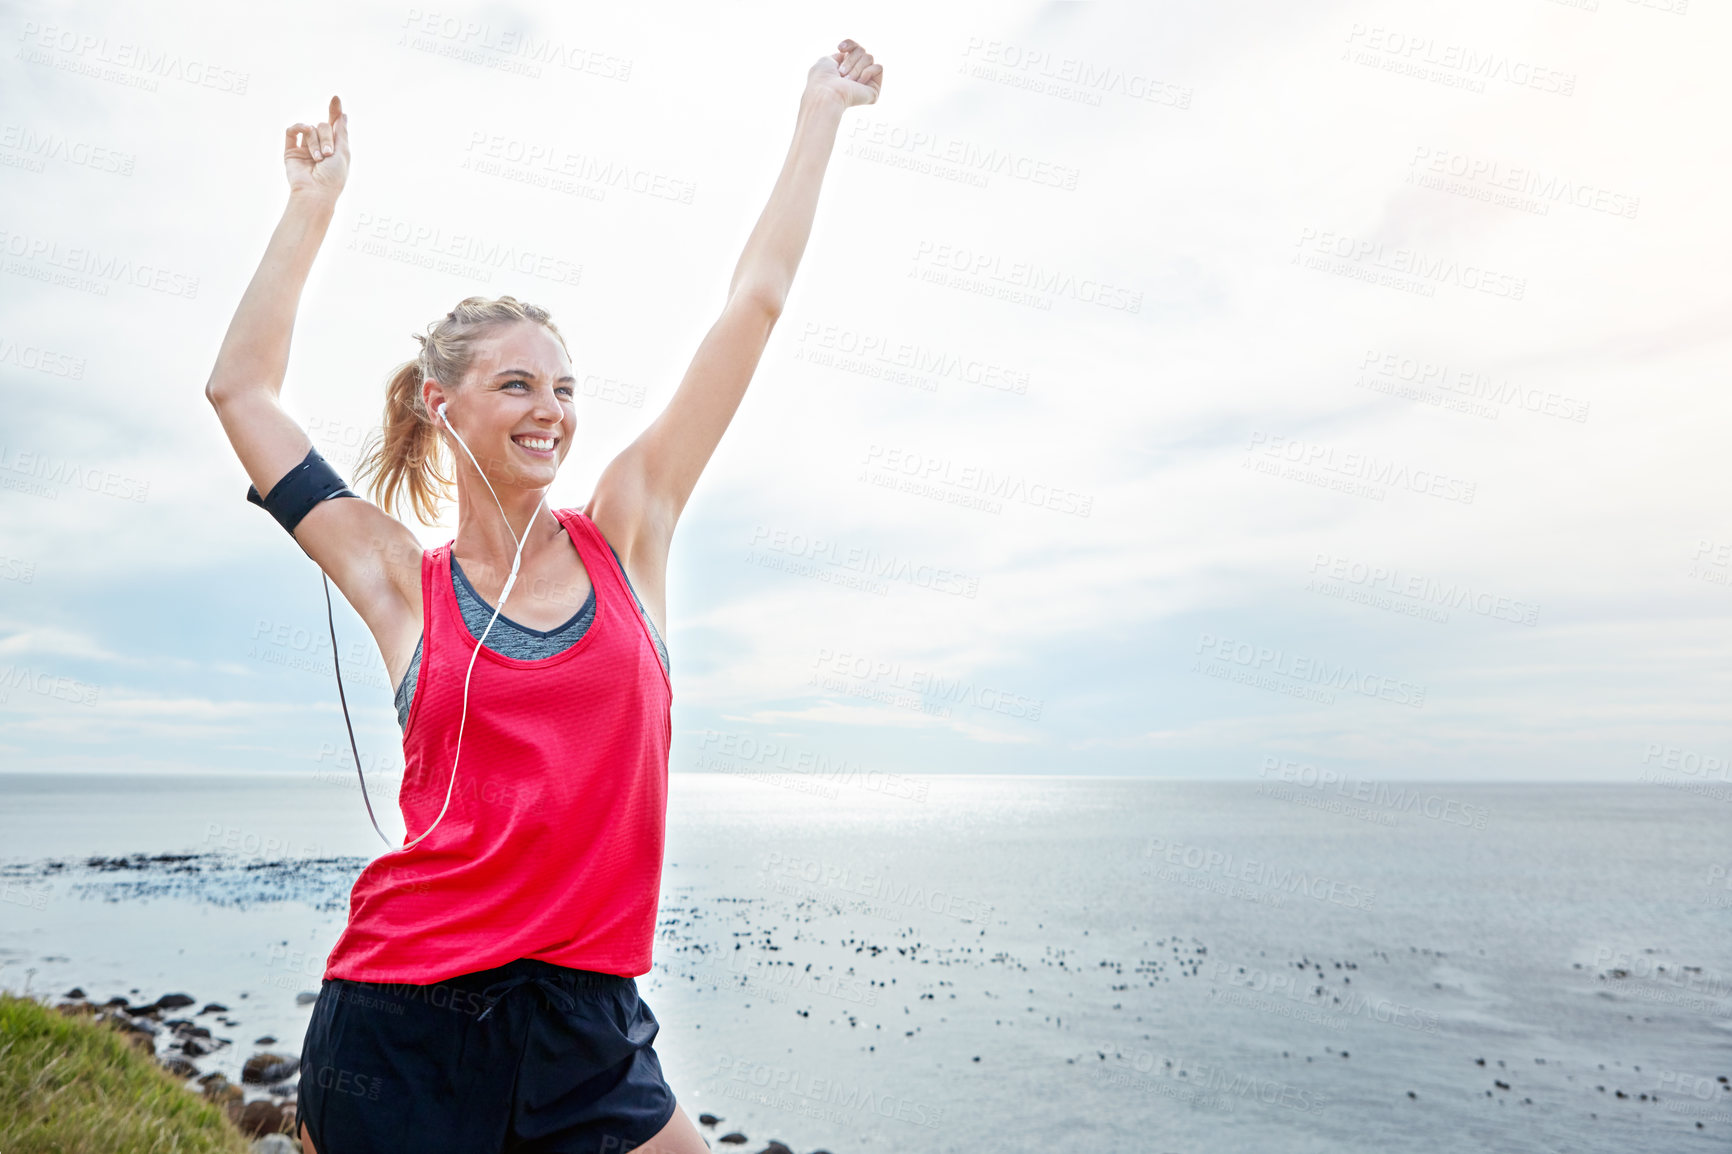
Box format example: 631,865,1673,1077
512,434,559,455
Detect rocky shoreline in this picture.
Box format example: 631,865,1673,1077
46,983,836,1154
50,985,304,1149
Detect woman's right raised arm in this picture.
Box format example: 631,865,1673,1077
205,97,422,658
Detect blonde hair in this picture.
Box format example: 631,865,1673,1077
354,295,572,525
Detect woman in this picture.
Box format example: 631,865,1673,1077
204,40,882,1154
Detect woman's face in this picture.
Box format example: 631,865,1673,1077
437,321,576,491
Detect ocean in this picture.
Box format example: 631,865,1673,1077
0,771,1726,1153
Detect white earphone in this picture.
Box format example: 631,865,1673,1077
372,399,552,853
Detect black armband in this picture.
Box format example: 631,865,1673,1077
246,445,358,535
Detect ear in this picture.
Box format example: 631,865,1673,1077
421,379,447,422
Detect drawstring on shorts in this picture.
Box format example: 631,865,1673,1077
476,973,579,1021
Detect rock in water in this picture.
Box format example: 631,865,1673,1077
698,1113,722,1127
237,1099,295,1137
244,1052,301,1084
159,1055,200,1078
719,1134,748,1145
205,1081,244,1107
295,991,319,1005
110,1012,161,1035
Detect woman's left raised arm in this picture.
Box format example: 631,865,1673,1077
587,39,883,561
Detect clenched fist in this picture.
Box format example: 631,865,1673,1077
808,40,883,108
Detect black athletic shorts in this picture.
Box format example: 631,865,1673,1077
295,957,679,1154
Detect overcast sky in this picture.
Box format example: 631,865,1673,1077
2,0,1728,786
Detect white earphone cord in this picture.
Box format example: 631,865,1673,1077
345,402,551,855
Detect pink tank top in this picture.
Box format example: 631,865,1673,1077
323,507,672,983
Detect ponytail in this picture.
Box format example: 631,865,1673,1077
353,295,571,525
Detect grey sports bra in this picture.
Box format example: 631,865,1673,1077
392,538,668,730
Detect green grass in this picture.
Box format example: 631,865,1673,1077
0,991,253,1154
